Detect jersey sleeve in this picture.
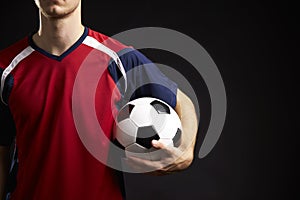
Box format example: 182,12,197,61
108,48,178,109
0,68,16,146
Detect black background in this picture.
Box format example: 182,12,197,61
0,0,297,199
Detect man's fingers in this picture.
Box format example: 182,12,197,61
126,155,162,172
151,140,166,149
122,142,186,174
152,140,181,156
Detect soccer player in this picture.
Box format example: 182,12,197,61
0,0,198,199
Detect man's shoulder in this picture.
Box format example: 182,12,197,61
87,27,150,63
0,37,29,69
87,27,132,53
86,27,154,69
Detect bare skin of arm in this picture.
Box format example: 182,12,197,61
0,146,10,200
124,89,199,175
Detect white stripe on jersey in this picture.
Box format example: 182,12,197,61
1,46,35,105
83,36,127,92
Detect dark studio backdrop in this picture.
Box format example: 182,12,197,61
0,0,297,200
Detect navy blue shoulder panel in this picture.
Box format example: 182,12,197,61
0,68,14,105
0,68,16,146
108,48,177,109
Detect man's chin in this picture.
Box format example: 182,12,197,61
42,4,78,19
42,9,71,19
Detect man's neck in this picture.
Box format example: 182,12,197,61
32,6,84,56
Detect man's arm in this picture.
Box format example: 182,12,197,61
0,146,10,200
150,89,198,172
173,89,198,167
124,89,199,174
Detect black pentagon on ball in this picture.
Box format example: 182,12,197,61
136,126,160,149
150,100,170,114
113,138,125,150
117,104,135,122
173,128,182,147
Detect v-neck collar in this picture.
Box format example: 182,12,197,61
28,27,88,62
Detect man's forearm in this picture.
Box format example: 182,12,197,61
175,89,198,153
0,146,10,200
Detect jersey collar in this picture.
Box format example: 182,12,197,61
28,27,89,61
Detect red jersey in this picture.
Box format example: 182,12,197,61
0,27,177,200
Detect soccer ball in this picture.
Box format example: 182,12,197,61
114,97,182,161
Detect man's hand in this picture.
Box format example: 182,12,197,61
123,139,194,175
